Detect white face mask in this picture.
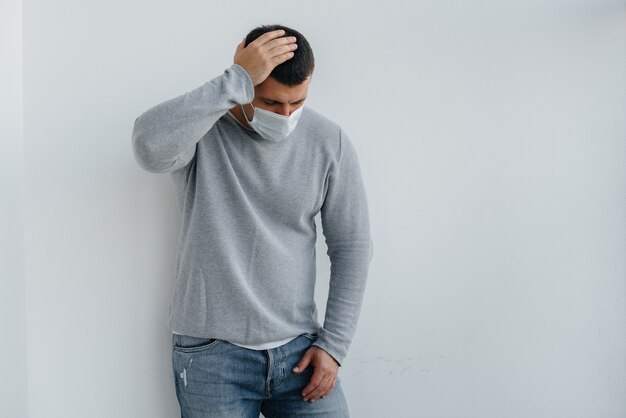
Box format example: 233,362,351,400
240,102,304,142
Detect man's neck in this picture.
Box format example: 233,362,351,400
229,104,253,129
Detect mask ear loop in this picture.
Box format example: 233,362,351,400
240,103,254,124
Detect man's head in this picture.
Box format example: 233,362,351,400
233,24,314,124
244,24,315,88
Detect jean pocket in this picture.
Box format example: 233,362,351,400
173,333,221,353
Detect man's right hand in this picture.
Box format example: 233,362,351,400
233,29,298,86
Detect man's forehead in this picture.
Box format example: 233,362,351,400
257,77,311,103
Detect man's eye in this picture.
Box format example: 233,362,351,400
264,102,304,106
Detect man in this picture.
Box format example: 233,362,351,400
131,24,373,417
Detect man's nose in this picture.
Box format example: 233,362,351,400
275,105,291,116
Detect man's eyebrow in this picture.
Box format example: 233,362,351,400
259,96,307,104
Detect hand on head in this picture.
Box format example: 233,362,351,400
233,29,298,86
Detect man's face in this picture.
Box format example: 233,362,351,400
247,75,311,117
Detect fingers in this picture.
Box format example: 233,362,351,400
269,48,296,66
249,29,288,48
293,352,311,374
262,35,297,54
260,32,297,65
302,371,334,402
250,29,297,62
319,376,337,400
268,41,297,64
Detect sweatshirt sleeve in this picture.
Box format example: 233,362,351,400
131,63,255,173
311,128,374,367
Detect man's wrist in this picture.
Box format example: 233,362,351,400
312,344,341,367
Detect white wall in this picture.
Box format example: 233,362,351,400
11,0,626,417
0,0,27,417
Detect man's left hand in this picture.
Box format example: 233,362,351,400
292,346,339,402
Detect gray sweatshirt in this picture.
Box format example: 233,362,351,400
131,63,373,366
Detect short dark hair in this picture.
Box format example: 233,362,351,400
244,24,314,87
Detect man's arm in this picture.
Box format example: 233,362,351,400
311,128,374,367
131,29,297,174
131,63,254,173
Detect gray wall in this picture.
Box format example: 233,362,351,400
0,0,27,416
5,0,625,417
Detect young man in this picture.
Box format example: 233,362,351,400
131,24,373,417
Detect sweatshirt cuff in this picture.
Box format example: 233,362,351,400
229,63,255,104
311,331,347,367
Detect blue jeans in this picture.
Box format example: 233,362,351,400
171,332,350,417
